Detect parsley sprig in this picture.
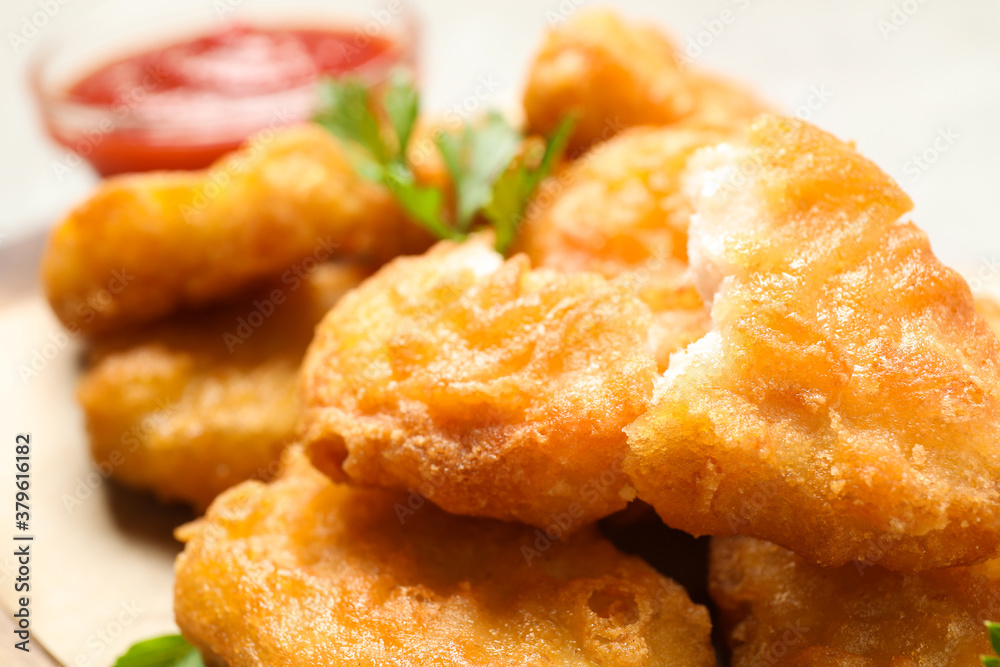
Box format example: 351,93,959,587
314,70,573,254
113,634,203,667
983,621,1000,666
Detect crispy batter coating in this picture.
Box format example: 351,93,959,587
518,126,716,279
43,124,432,334
626,115,1000,571
523,9,767,153
710,536,1000,666
977,295,1000,339
78,264,365,510
299,236,657,528
175,449,716,667
516,126,724,369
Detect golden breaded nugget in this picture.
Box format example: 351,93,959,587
299,235,656,528
523,9,767,153
626,116,1000,571
518,126,719,278
175,449,716,667
78,264,365,510
516,126,724,369
710,536,1000,666
43,124,431,334
523,9,691,153
977,295,1000,339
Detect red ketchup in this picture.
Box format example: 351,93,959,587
51,25,401,175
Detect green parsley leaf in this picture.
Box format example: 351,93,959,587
483,114,576,253
113,634,203,667
982,621,1000,666
316,74,450,237
481,162,531,254
382,162,455,240
435,111,521,231
315,78,388,164
383,70,420,157
313,72,573,254
528,113,576,192
992,621,1000,655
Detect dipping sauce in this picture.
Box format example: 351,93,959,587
46,25,409,175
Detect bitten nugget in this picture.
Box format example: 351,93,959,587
523,9,767,153
299,235,657,528
516,126,724,369
78,264,365,510
174,449,717,667
626,115,1000,571
43,124,431,334
710,536,1000,666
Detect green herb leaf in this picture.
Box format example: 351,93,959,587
382,162,454,240
983,621,1000,666
483,114,576,253
529,113,576,192
114,634,203,667
313,73,574,255
989,622,1000,657
315,78,388,164
435,112,521,231
481,163,531,254
383,70,420,157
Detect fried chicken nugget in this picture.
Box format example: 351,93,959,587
174,449,716,667
299,235,657,528
43,124,431,335
626,115,1000,571
977,295,1000,339
523,9,767,153
78,264,365,510
516,126,725,369
710,536,1000,666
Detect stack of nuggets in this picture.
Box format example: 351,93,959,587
42,8,1000,666
78,264,367,509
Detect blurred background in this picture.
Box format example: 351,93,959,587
1,0,999,277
